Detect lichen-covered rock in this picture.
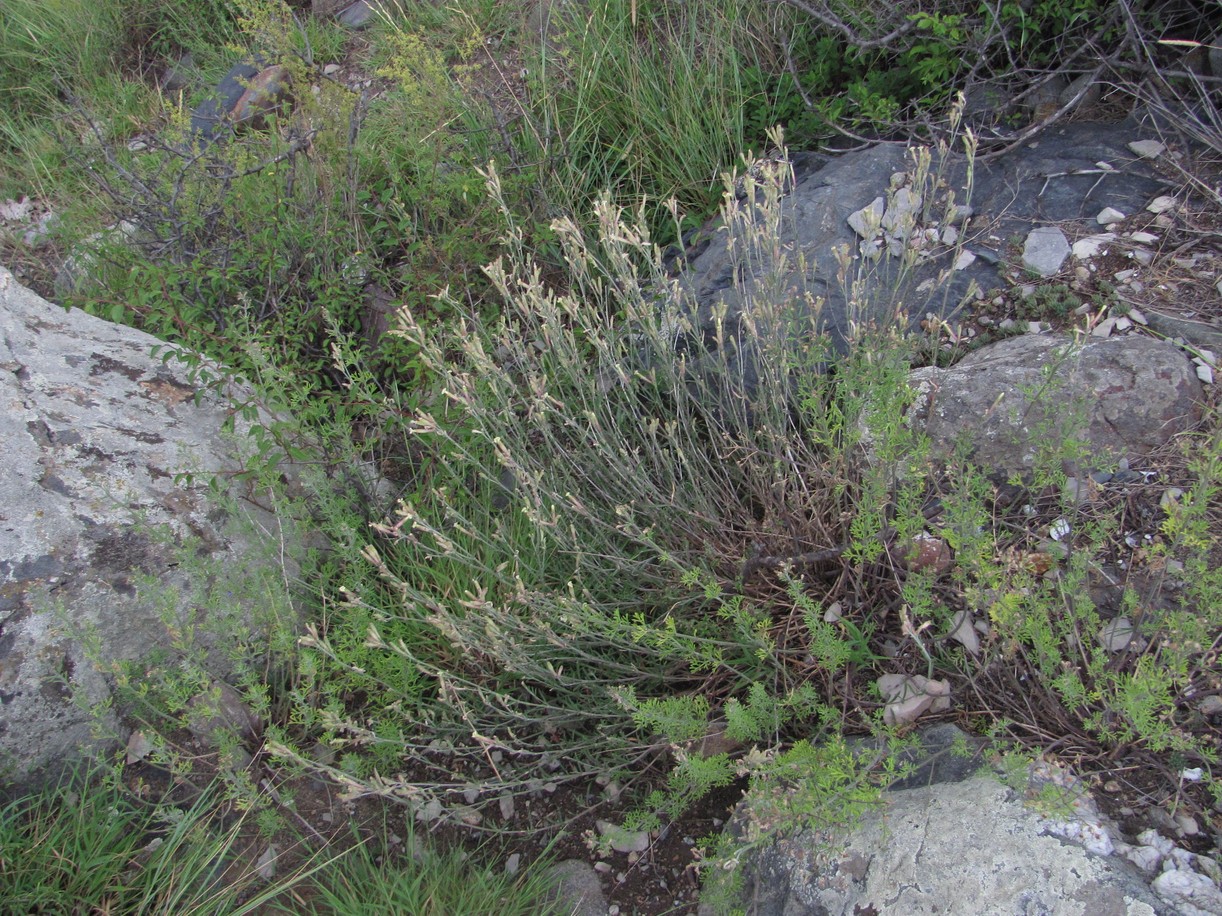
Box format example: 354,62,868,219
907,333,1201,477
705,773,1175,915
0,266,301,787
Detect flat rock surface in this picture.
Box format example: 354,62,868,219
907,333,1202,476
0,266,298,787
707,774,1174,916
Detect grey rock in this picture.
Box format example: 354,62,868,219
0,267,305,788
161,54,197,93
906,334,1201,477
1060,72,1103,111
1098,617,1136,653
545,859,608,916
880,186,922,236
1151,868,1222,913
185,679,263,746
337,1,381,29
597,819,651,853
846,196,884,239
960,83,1015,130
848,724,986,791
311,0,352,15
1073,233,1115,260
708,775,1174,915
255,844,278,882
680,122,1166,399
1128,139,1166,159
189,59,291,144
1143,310,1222,357
1029,74,1068,118
1023,226,1071,276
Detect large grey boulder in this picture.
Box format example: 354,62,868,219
906,333,1202,477
0,266,300,788
706,773,1177,915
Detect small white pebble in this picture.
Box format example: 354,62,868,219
1128,139,1165,158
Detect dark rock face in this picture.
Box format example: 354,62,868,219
0,267,301,787
681,121,1167,362
908,333,1202,477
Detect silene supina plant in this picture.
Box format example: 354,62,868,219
293,126,985,828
